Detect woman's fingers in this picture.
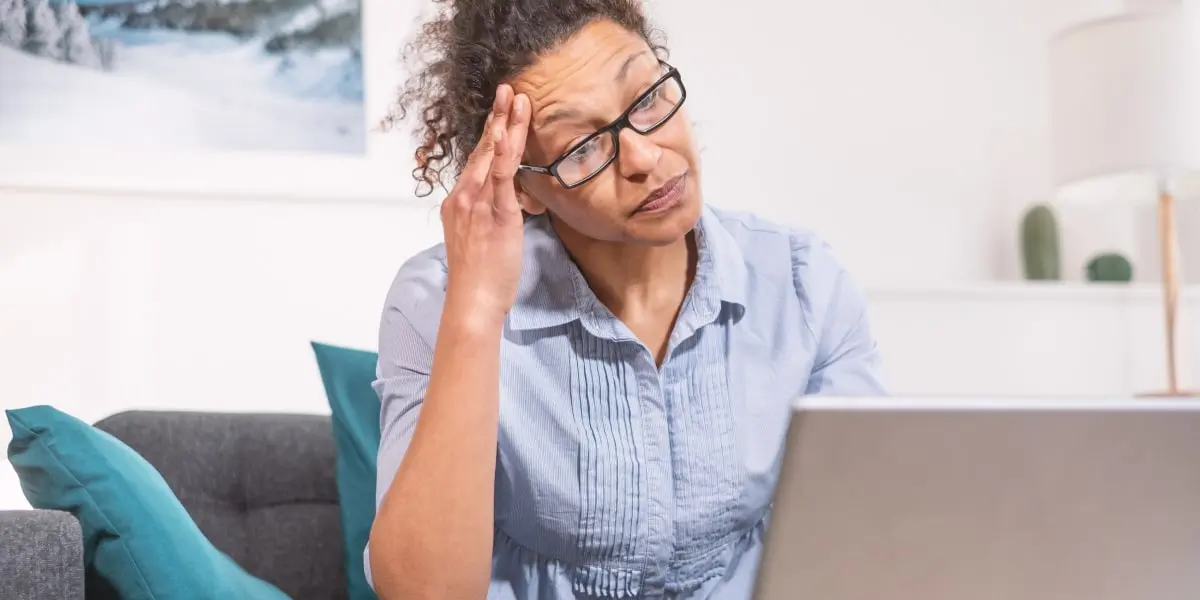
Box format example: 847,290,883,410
445,84,528,219
459,116,498,193
491,91,530,214
503,93,530,175
460,86,513,193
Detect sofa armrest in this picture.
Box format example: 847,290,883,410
0,510,84,600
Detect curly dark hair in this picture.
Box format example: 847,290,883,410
388,0,668,197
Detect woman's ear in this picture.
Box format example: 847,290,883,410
515,176,547,216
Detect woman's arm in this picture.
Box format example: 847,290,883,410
791,231,887,396
368,295,505,600
804,272,886,396
370,85,529,599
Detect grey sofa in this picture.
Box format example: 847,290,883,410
0,410,351,600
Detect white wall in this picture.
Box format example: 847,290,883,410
7,0,1192,511
644,0,1131,285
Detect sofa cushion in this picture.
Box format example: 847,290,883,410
0,509,85,600
6,406,291,600
311,341,381,600
91,410,346,600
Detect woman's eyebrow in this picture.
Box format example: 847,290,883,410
536,106,584,130
616,50,651,83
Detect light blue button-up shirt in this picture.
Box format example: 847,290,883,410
369,204,886,599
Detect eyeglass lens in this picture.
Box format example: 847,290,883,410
555,73,684,186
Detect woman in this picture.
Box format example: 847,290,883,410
366,0,886,598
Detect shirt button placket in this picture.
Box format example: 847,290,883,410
636,346,674,597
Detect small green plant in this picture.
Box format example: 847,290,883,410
1086,253,1134,283
1021,203,1060,280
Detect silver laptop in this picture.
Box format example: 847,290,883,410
753,397,1200,600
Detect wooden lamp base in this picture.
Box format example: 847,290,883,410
1149,186,1194,400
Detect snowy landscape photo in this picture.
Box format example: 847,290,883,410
0,0,365,155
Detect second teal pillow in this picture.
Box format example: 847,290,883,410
311,341,382,600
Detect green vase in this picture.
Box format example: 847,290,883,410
1021,203,1060,280
1086,253,1134,283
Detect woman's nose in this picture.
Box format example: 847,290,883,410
616,127,663,176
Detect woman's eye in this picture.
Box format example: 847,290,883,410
633,87,661,112
566,138,600,163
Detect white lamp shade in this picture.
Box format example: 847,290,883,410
1050,6,1200,203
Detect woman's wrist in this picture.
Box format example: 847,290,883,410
442,289,510,335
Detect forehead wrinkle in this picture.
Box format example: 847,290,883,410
529,50,657,131
520,68,606,130
515,35,650,130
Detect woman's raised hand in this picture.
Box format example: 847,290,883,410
440,84,531,321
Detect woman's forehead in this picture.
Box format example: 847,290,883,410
511,21,657,128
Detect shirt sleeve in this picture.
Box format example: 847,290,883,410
364,249,446,591
790,231,888,397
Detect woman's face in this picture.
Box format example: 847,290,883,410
511,19,702,247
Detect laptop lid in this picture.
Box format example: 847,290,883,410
753,397,1200,600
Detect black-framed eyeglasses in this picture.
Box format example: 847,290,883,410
517,61,687,189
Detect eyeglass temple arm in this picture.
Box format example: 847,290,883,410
517,165,552,175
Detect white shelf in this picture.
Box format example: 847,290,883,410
866,281,1196,302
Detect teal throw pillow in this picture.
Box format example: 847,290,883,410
6,405,291,600
311,341,381,600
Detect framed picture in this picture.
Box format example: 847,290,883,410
0,0,430,202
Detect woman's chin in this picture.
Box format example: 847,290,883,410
624,193,702,246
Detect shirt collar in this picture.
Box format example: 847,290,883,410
506,214,583,331
694,204,748,310
506,205,748,332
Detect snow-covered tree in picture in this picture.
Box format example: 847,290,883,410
0,0,27,49
94,36,116,71
22,0,63,59
56,0,100,67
